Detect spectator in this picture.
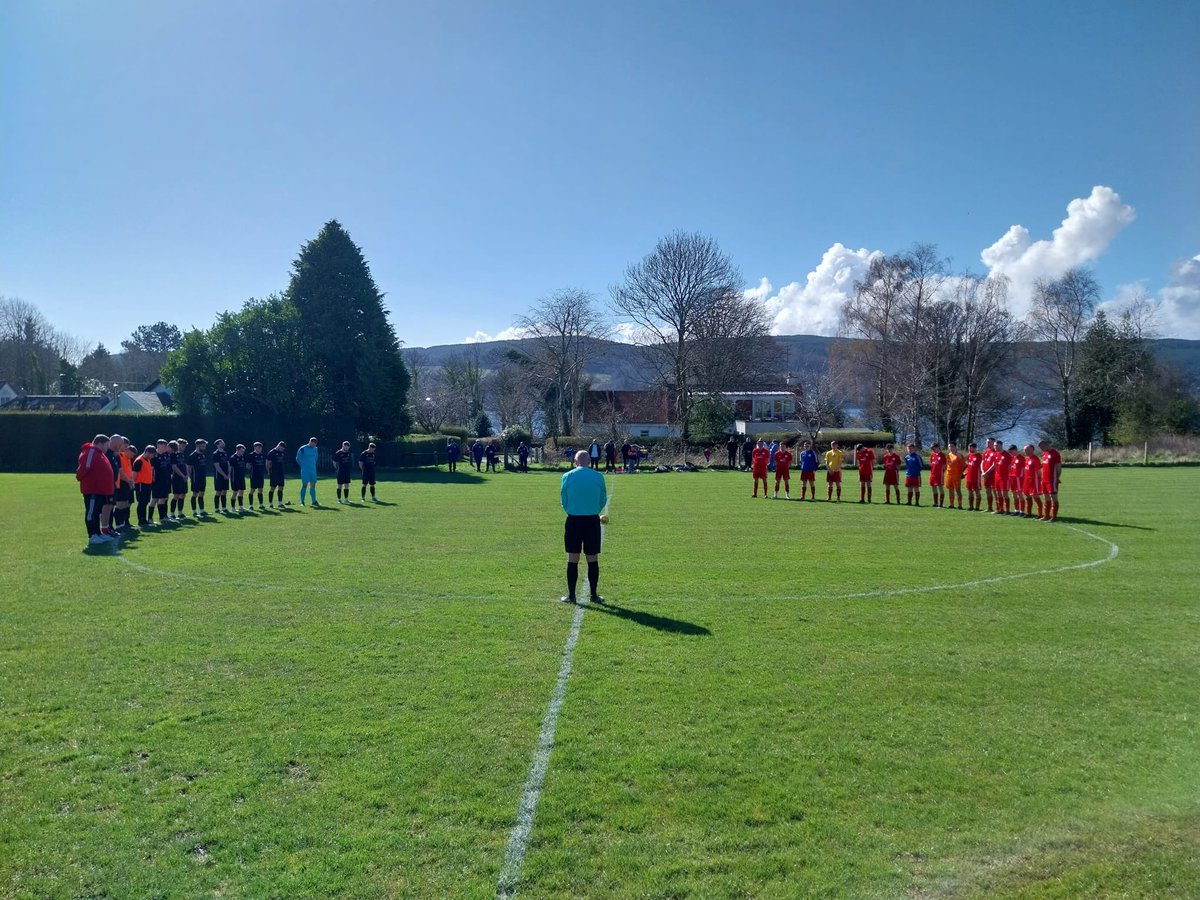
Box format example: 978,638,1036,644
471,439,484,471
589,438,601,469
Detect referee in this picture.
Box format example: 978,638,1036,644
560,449,607,604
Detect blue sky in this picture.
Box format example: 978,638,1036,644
3,0,1199,350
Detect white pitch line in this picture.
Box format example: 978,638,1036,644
495,596,587,898
495,470,613,898
741,524,1119,603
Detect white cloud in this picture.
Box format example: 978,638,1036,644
980,185,1136,315
753,243,882,336
1157,253,1200,339
463,325,530,344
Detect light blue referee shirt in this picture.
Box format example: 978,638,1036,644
296,444,319,479
561,466,607,516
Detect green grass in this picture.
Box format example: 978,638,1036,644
1,467,1197,898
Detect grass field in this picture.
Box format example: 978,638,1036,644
1,466,1198,898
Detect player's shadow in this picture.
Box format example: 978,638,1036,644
378,469,486,485
365,499,397,506
1056,515,1154,531
583,601,712,636
308,504,339,511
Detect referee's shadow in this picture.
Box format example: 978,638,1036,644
577,600,712,636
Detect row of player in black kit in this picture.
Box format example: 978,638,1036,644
81,435,380,541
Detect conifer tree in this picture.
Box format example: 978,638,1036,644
286,220,411,438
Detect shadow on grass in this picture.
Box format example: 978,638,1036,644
306,504,339,511
577,600,712,636
1056,515,1155,531
374,468,486,485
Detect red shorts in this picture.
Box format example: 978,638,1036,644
929,473,944,487
827,471,841,484
752,468,768,479
1024,484,1039,497
858,468,873,483
774,469,790,481
993,475,1007,492
882,471,898,486
905,475,920,488
800,471,815,482
984,470,996,489
965,476,981,491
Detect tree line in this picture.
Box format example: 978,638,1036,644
0,295,182,396
5,225,1197,449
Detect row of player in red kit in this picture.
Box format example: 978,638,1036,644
748,437,1063,520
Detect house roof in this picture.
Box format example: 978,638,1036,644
107,391,166,412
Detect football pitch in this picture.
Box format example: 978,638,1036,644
1,467,1198,898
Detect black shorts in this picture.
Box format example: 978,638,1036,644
115,484,133,503
153,479,171,500
337,468,351,485
191,478,207,493
214,475,229,492
270,472,285,487
564,515,602,556
250,473,264,490
136,483,153,503
231,474,246,492
361,470,376,486
171,475,187,495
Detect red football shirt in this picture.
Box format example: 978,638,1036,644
1041,447,1062,489
882,452,900,474
1022,456,1041,493
751,447,771,473
1009,454,1025,482
929,451,946,478
966,452,982,480
855,447,876,475
994,450,1011,482
773,448,793,473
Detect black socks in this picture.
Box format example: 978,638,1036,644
566,562,579,598
587,561,599,597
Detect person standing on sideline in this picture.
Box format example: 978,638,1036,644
928,443,947,508
485,441,498,472
751,440,771,498
560,449,608,604
727,434,739,468
518,441,530,473
589,438,601,469
945,441,965,509
446,439,460,473
77,434,115,545
334,440,354,503
211,439,231,514
266,441,287,508
767,439,779,473
359,442,379,501
773,441,793,499
742,436,754,471
604,439,616,472
1038,439,1062,522
296,437,320,506
132,444,156,526
823,441,844,502
187,438,209,517
471,439,484,471
855,442,876,504
620,438,632,472
964,442,983,511
798,439,819,500
903,443,923,506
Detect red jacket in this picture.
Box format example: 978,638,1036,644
76,442,115,495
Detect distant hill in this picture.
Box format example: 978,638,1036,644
403,335,1200,392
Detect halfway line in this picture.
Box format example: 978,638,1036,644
496,597,587,898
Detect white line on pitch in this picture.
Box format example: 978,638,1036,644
495,596,587,898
